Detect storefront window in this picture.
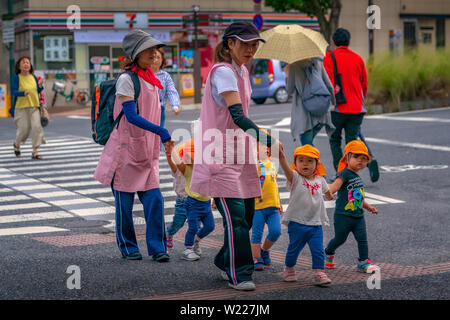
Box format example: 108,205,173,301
33,32,75,78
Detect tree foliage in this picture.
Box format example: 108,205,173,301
265,0,342,43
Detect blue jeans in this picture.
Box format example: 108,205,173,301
111,187,166,257
285,221,325,269
167,196,187,236
250,207,282,244
184,196,215,247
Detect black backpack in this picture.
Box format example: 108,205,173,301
91,70,140,145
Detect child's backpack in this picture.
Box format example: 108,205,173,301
91,70,141,145
302,59,332,117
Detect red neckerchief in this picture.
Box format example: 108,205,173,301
131,66,163,90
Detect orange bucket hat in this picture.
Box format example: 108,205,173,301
290,144,326,176
182,139,195,164
337,140,371,173
176,142,185,159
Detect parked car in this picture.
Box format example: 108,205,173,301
250,59,289,104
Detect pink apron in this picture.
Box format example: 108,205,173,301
190,62,261,199
94,76,161,192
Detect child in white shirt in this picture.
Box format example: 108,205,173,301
278,144,333,286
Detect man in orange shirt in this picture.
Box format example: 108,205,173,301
323,28,368,172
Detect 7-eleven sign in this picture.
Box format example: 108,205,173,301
114,13,147,29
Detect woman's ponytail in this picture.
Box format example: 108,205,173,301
214,39,234,63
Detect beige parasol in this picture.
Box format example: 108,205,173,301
254,24,329,64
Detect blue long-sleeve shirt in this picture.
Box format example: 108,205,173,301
121,100,171,143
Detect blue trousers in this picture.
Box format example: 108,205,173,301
251,207,282,244
184,196,215,247
112,187,167,257
167,196,187,236
285,221,325,269
300,123,333,146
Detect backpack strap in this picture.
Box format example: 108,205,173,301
330,51,339,81
113,69,141,129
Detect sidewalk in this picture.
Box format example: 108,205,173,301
48,96,201,116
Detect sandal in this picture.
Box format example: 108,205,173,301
13,143,21,158
31,152,43,160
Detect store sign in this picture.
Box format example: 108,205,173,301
114,13,148,29
149,31,170,43
90,56,110,64
44,36,70,62
2,20,15,43
74,31,128,43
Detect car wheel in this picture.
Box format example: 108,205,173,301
252,98,267,105
274,87,289,104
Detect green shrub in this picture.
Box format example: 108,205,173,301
367,47,450,104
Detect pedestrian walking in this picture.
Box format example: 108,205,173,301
324,140,379,273
278,144,333,286
11,56,46,160
172,139,215,261
323,28,368,172
164,142,188,250
286,57,335,147
251,142,282,271
150,47,181,128
94,29,174,262
189,21,280,291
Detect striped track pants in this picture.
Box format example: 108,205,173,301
214,197,255,285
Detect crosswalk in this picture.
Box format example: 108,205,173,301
0,136,404,237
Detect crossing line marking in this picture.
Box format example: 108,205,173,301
0,226,68,236
0,211,74,224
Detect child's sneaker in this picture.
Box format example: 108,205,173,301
314,272,332,286
193,239,202,256
282,267,297,282
166,235,174,249
325,254,335,269
357,259,378,274
261,248,271,266
228,281,256,291
181,248,200,261
254,258,264,271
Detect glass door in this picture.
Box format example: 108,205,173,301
112,47,127,79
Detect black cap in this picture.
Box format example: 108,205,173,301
223,21,266,43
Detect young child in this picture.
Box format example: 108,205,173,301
165,143,189,249
172,139,215,261
325,140,379,273
279,144,333,286
251,142,282,271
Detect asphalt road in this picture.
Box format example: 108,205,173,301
0,102,449,309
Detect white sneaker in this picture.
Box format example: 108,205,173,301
193,239,202,256
228,281,256,291
181,248,200,261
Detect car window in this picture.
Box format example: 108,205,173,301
252,59,268,74
280,61,288,70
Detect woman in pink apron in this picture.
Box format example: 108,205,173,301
94,30,174,262
190,22,280,291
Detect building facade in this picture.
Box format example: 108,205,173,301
0,0,449,105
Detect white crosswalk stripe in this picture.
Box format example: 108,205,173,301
0,136,405,236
